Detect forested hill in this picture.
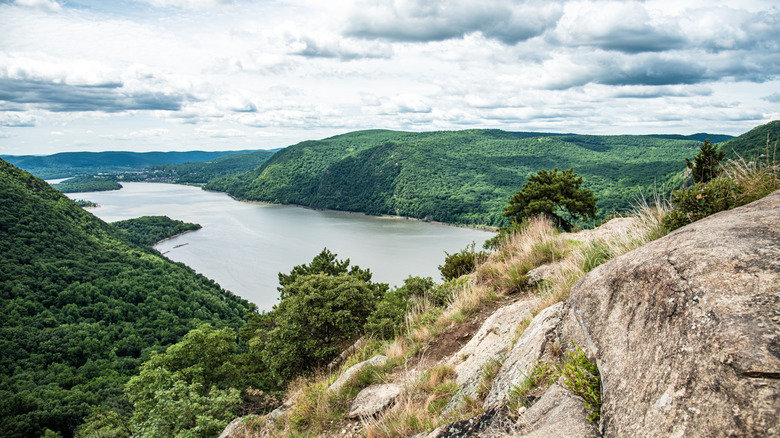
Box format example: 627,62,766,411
1,149,260,179
205,128,740,226
0,159,252,437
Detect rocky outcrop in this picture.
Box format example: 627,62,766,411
569,190,780,437
483,302,566,408
348,383,403,419
329,354,388,393
512,383,600,438
444,298,536,410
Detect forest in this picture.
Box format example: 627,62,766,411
51,175,122,193
205,129,744,227
0,159,252,438
1,149,260,179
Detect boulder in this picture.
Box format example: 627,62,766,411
218,417,244,438
511,383,600,438
329,355,388,393
348,383,403,419
570,190,780,437
444,298,536,411
483,302,567,408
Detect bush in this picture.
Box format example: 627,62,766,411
438,242,487,281
661,178,739,231
364,276,435,339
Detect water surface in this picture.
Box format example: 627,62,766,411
67,183,492,310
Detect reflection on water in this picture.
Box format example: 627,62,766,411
66,183,493,310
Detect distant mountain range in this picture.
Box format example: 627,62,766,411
0,149,263,179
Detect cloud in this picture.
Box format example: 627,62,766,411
610,85,713,99
0,112,36,127
764,92,780,103
100,128,169,140
133,0,233,9
13,0,61,13
288,35,394,61
362,94,432,115
0,78,193,112
551,1,685,53
345,0,562,44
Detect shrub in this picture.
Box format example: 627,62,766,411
438,242,487,281
365,276,434,339
661,178,739,231
560,345,601,422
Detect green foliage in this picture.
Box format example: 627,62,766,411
0,159,251,438
364,276,435,339
661,178,740,231
74,199,97,208
122,325,256,438
111,216,201,246
52,175,122,193
503,168,597,231
205,129,711,226
438,242,487,281
254,250,387,385
508,345,601,423
686,138,725,183
115,150,276,185
560,346,602,422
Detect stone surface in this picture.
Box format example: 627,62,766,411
423,409,506,438
570,190,780,437
483,302,566,409
348,383,403,419
218,417,244,438
329,354,388,393
512,383,600,438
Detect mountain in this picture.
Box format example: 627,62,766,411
718,120,780,159
206,129,737,226
1,149,262,179
0,159,252,437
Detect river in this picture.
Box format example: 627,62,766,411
65,183,493,310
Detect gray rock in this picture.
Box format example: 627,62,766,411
329,354,388,393
483,302,566,409
512,383,599,438
443,299,536,412
570,190,780,437
218,417,244,438
348,383,403,419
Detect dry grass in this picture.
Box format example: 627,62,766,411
721,138,779,205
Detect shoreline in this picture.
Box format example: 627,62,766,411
152,228,202,246
220,193,498,232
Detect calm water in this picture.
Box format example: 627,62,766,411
66,183,492,310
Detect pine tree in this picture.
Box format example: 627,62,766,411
686,138,725,183
503,167,597,231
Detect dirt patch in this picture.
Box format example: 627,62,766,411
413,293,525,369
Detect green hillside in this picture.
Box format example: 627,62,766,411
206,129,741,226
0,159,251,438
1,149,261,179
719,120,780,159
115,149,276,185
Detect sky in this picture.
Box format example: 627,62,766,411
0,0,779,155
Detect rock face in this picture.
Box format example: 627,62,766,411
570,190,780,437
512,383,600,438
483,302,566,409
444,298,536,410
348,383,403,419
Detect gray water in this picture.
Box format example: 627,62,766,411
66,183,492,310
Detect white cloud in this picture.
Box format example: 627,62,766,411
133,0,233,9
13,0,62,13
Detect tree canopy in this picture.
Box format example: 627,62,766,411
503,167,598,231
686,138,725,183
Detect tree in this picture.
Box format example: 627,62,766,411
503,168,597,231
262,273,381,383
686,138,725,183
277,248,373,296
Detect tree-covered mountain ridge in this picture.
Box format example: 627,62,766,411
206,125,776,227
0,159,253,437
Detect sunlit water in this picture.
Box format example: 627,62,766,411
64,183,492,310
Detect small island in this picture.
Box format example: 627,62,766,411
111,215,202,246
74,199,98,208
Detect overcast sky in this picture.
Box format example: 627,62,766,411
1,0,778,155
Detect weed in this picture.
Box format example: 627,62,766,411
560,345,601,422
